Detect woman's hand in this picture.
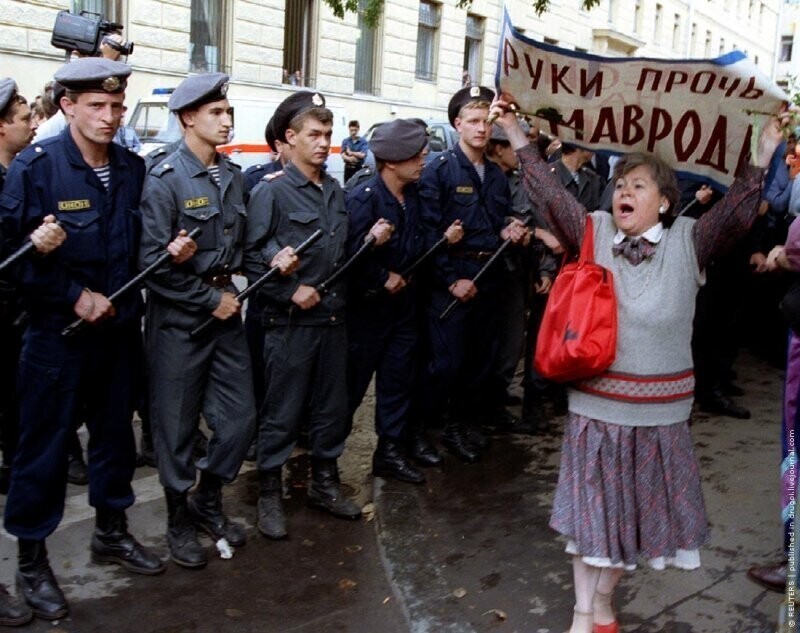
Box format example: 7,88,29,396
755,107,799,169
488,94,529,151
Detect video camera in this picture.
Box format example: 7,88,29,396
51,10,134,57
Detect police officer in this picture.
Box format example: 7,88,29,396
245,91,392,539
0,58,195,621
416,86,529,463
346,119,463,484
139,73,292,569
243,118,284,193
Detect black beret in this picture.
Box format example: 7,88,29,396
272,91,326,143
0,78,18,116
447,85,495,126
264,117,277,151
54,58,131,94
370,119,429,162
169,72,229,112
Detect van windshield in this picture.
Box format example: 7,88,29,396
130,102,182,144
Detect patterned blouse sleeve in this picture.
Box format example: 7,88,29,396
692,164,764,270
516,144,586,255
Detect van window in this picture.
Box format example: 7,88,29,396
130,102,183,144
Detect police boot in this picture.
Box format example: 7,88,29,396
165,488,207,569
465,425,490,451
137,419,157,468
90,508,165,575
408,430,442,467
441,422,480,463
189,471,247,547
372,437,425,484
257,469,287,540
307,459,362,520
15,539,68,621
66,432,88,486
0,584,32,627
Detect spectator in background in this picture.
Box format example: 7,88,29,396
342,120,368,183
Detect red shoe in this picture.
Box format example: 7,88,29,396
593,623,619,633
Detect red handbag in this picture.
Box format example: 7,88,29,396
534,215,617,383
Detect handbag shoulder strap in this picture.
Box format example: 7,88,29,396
579,214,595,263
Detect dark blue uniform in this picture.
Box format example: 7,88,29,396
243,160,282,193
417,144,510,426
345,174,425,440
0,128,143,540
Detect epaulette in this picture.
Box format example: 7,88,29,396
147,146,167,158
221,154,241,170
151,162,175,178
16,144,47,165
263,170,285,182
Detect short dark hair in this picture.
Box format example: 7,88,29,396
348,120,359,128
290,107,334,133
612,152,680,226
0,92,26,123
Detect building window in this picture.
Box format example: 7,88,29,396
71,0,121,21
543,37,559,45
416,1,440,81
462,14,484,87
781,35,794,62
634,0,643,34
284,0,316,87
690,23,697,55
718,37,726,55
189,0,225,73
705,30,712,56
672,14,681,51
654,4,662,43
354,0,378,94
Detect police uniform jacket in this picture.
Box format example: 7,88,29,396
345,173,425,298
139,141,247,316
418,144,510,288
508,168,558,279
244,160,282,193
0,127,145,329
244,161,347,327
552,160,603,213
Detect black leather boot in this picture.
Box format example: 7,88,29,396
165,488,207,569
408,430,442,467
137,419,157,468
257,469,287,540
441,422,479,463
189,471,246,547
90,508,165,575
67,432,88,486
465,425,490,451
307,459,362,519
373,438,425,484
0,584,32,627
15,539,68,620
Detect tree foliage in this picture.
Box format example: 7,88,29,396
322,0,601,29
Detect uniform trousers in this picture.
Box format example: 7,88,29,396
146,300,255,492
347,292,417,439
258,324,347,471
4,324,138,540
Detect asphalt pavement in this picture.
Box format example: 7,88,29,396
0,351,789,632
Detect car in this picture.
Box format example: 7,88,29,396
363,119,458,166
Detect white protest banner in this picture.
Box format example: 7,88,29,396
495,9,788,188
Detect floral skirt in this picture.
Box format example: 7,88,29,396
550,412,710,571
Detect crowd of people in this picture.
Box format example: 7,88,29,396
0,52,794,632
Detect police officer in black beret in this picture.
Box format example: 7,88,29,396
345,119,464,484
416,86,530,462
139,72,295,569
243,117,285,193
245,90,393,539
0,57,197,621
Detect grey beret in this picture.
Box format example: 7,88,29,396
0,78,18,116
168,72,229,112
54,58,131,94
272,91,327,143
370,119,429,162
447,85,495,126
490,119,530,142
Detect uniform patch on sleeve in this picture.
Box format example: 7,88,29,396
57,199,92,211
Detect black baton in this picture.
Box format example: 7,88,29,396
189,228,324,340
316,234,376,295
62,227,202,337
0,221,63,275
400,235,449,279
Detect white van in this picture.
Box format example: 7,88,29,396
128,88,349,182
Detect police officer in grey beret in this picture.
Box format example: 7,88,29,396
345,119,464,484
1,57,198,621
244,91,393,540
139,72,295,569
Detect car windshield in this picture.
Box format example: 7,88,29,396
130,102,182,144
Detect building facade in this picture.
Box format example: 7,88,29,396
0,0,786,130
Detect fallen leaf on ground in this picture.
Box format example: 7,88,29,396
362,503,376,521
225,608,244,618
482,608,508,621
339,578,357,590
345,544,363,554
452,587,467,598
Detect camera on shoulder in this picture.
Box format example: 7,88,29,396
51,10,134,58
